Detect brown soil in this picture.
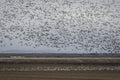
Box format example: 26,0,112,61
0,71,120,80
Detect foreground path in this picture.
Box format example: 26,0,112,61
0,71,120,80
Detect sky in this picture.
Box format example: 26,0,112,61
0,0,120,53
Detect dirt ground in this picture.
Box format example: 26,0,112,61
0,71,120,80
0,57,120,80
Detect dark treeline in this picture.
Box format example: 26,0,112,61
0,53,120,58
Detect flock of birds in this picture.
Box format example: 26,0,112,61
0,0,120,53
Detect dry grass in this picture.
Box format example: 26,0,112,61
0,57,120,64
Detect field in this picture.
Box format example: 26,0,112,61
0,54,120,80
